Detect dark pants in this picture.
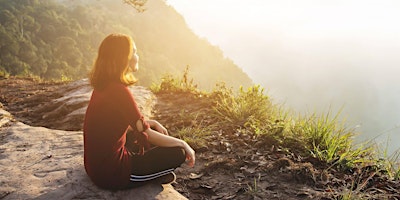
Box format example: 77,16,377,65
125,131,186,188
130,146,186,175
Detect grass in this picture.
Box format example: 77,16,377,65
212,84,275,134
152,68,399,196
289,111,374,168
0,68,10,79
173,116,213,150
375,142,400,179
245,174,261,196
150,65,200,95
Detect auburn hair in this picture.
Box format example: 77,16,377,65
89,33,137,89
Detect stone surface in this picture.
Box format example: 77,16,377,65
0,79,187,200
0,107,12,128
34,79,155,131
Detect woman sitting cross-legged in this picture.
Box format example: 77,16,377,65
83,33,195,190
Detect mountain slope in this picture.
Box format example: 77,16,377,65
0,0,252,89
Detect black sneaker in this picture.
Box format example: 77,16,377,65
153,172,176,185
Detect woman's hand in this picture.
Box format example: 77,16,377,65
147,120,168,135
145,128,196,167
182,141,196,167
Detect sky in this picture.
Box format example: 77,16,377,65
166,0,400,155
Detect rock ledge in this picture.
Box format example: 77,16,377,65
0,80,187,200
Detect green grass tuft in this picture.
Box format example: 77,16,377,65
212,84,275,134
290,111,373,167
150,65,200,95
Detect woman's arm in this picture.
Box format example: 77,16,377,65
145,128,195,167
146,120,168,135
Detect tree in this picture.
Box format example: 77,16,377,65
123,0,147,12
0,0,252,89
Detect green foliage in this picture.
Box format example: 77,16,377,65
212,84,274,133
152,70,399,191
245,174,261,197
149,71,400,199
0,0,252,89
209,81,387,171
153,70,399,178
150,66,200,94
289,111,373,167
174,125,212,150
0,0,98,80
0,66,10,78
375,142,400,179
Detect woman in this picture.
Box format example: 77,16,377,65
83,33,195,190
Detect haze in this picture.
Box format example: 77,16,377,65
167,0,400,155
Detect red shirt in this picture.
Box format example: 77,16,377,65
83,82,149,189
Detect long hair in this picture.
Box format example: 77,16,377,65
89,33,137,89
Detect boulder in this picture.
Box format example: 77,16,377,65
0,80,187,200
0,122,187,199
33,79,155,131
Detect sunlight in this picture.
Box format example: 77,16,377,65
167,0,400,156
167,0,400,42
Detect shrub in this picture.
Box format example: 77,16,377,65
212,84,275,134
290,111,373,167
150,66,199,94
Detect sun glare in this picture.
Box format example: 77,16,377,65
167,0,400,155
167,0,400,42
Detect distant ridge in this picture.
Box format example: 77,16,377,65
0,0,252,89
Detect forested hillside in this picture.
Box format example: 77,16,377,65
0,0,252,89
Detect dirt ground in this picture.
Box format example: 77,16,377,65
1,77,400,200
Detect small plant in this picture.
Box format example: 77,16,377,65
61,74,72,82
245,174,261,197
375,142,400,179
337,188,365,200
150,65,200,94
290,111,373,167
212,84,275,133
0,68,10,79
174,125,212,150
334,171,393,200
395,168,400,180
